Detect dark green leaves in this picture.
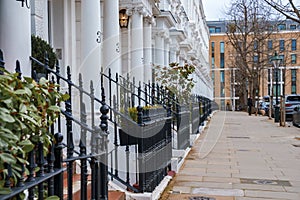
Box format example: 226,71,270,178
0,70,68,192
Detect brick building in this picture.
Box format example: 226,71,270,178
207,20,300,110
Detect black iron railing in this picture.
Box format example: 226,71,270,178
100,68,173,193
0,50,110,200
0,49,216,199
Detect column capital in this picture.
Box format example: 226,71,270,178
127,6,147,16
144,16,156,26
165,37,171,44
154,29,168,38
170,44,180,51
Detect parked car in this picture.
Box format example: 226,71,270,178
258,101,268,115
261,96,275,116
293,105,300,127
285,94,300,121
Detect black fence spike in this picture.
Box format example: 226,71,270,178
27,150,36,182
99,96,109,199
51,75,55,83
54,132,64,199
55,59,60,74
79,102,88,200
4,163,12,188
0,48,216,200
67,66,71,81
79,73,83,88
15,60,21,80
90,80,95,95
0,49,5,74
45,51,49,63
101,85,106,103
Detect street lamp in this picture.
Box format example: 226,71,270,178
270,51,282,123
119,9,129,28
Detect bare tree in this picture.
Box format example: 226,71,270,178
225,0,279,109
263,0,300,23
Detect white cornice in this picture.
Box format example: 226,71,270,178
180,40,192,51
169,28,186,41
156,11,177,27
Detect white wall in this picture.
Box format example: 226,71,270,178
31,0,49,41
0,0,31,76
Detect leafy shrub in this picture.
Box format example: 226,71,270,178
31,35,57,75
0,69,69,194
127,105,163,122
154,62,195,104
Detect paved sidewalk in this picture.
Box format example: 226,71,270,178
160,111,300,200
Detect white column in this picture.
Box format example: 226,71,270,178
121,28,130,76
143,17,153,83
169,46,177,63
80,0,101,89
179,56,184,66
164,38,170,66
30,0,49,41
154,31,165,66
130,7,144,84
103,0,121,77
63,0,75,69
161,0,170,10
0,0,31,76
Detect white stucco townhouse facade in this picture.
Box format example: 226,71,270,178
0,1,214,198
0,0,212,99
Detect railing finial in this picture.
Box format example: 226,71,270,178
15,60,22,80
0,49,5,74
67,66,71,81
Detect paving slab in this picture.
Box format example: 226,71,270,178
191,188,244,196
159,111,300,200
180,168,207,174
235,197,286,200
284,186,300,193
206,168,240,174
174,181,234,189
172,186,192,194
244,190,300,199
203,177,240,184
233,183,286,192
165,194,234,200
174,175,203,182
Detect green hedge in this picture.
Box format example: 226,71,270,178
31,35,57,75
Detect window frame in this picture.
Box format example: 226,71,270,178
291,39,297,51
278,24,286,30
215,27,221,33
279,40,285,51
268,40,273,50
290,24,297,30
291,54,297,64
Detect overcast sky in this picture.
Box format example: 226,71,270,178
202,0,300,21
202,0,232,21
